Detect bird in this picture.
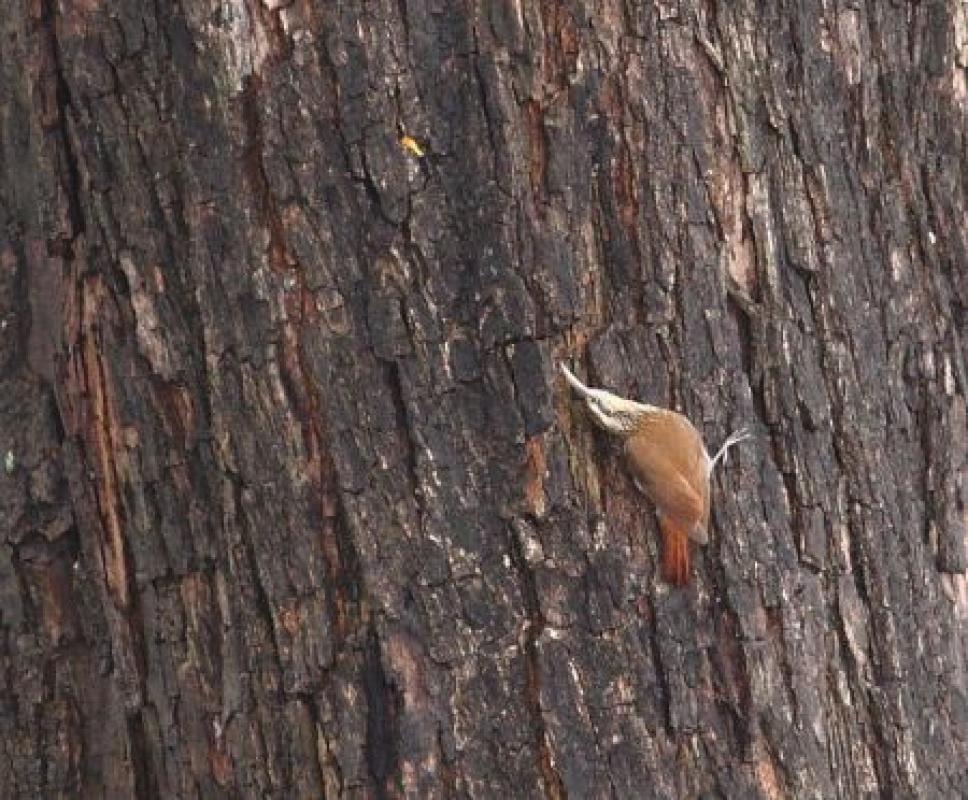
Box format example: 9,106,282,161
561,363,750,586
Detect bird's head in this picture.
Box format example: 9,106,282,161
560,364,654,436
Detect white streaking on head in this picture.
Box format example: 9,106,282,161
560,363,657,436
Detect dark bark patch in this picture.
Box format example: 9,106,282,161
363,626,400,798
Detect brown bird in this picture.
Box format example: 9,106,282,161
561,364,750,586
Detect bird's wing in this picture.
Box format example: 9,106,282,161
625,432,707,543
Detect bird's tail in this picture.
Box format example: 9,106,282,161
660,518,691,587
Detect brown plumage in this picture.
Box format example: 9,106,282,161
625,412,708,586
660,518,691,587
561,364,749,586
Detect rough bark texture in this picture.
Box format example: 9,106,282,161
2,1,967,797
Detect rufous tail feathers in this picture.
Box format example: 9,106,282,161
660,518,690,587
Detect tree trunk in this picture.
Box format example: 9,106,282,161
2,1,967,797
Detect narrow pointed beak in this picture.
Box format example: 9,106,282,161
560,363,593,400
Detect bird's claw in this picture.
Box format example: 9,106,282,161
710,427,753,470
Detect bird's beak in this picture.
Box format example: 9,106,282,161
560,363,593,400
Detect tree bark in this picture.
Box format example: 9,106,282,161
2,1,967,797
